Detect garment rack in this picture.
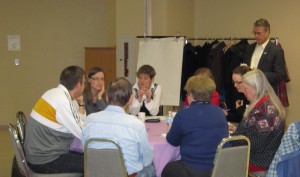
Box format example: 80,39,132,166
186,37,278,41
136,36,278,40
136,36,279,44
136,35,185,38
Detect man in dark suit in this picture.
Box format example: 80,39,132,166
243,18,287,94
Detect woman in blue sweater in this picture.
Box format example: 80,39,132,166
162,75,229,177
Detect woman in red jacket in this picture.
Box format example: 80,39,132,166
184,68,219,108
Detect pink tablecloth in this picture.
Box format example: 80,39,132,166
145,121,181,177
70,121,180,177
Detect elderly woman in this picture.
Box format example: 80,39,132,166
229,69,286,177
129,64,162,116
162,76,228,177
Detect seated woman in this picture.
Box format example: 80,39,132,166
226,65,252,123
83,66,107,115
162,76,229,177
229,69,286,177
129,64,162,116
184,67,220,108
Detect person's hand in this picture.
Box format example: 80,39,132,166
76,95,84,106
138,89,146,102
235,100,243,109
228,122,237,133
223,110,228,116
75,95,85,113
145,89,152,103
97,82,105,100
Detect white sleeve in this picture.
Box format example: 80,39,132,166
145,84,162,116
56,100,84,140
129,89,143,116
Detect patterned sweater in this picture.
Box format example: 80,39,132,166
232,96,285,168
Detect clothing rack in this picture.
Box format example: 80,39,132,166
136,36,278,40
136,35,185,38
136,36,279,44
186,37,278,41
136,35,186,42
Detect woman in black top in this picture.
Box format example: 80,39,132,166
226,65,251,123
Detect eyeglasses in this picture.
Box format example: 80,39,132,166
252,30,267,36
90,77,104,82
232,81,243,85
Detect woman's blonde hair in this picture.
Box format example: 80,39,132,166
184,75,216,102
243,69,285,119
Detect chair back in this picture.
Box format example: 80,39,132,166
211,135,251,177
8,124,83,177
8,124,30,177
84,138,128,177
16,111,27,145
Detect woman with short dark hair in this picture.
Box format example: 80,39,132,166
129,64,162,116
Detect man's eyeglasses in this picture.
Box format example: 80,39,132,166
232,81,243,85
90,77,104,81
252,30,267,36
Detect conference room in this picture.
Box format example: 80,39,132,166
1,1,299,177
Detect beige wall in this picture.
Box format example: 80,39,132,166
116,0,144,36
166,0,194,37
0,0,116,125
1,0,298,126
194,0,300,126
151,0,194,37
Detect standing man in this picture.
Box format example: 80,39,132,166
24,65,86,174
83,77,155,177
243,18,287,94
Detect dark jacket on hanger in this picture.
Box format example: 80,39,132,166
222,39,249,111
180,43,196,101
207,41,226,92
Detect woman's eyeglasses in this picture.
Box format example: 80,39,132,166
232,81,243,85
90,77,104,81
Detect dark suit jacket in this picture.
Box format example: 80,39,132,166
243,41,287,93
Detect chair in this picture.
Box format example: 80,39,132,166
8,124,82,177
12,111,27,177
84,138,128,177
211,135,251,177
16,111,27,145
